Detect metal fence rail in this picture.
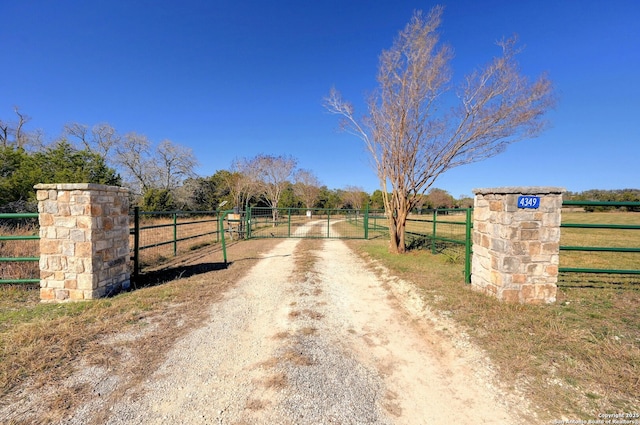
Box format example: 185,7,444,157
401,208,473,284
130,208,221,278
367,211,388,234
245,207,374,239
9,199,636,289
0,213,40,284
560,200,640,284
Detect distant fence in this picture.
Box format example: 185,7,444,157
0,213,40,285
559,200,640,286
245,207,377,239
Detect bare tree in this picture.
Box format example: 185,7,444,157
1,107,39,149
155,139,198,190
112,133,198,200
324,6,554,253
413,194,428,214
114,132,155,195
91,123,120,158
64,122,121,161
253,154,297,224
229,157,262,210
293,169,322,210
342,185,368,211
0,120,9,148
64,122,90,149
12,107,30,148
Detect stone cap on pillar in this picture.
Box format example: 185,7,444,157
472,186,566,195
34,183,128,193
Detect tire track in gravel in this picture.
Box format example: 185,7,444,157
252,237,393,425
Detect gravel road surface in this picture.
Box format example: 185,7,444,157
96,229,526,424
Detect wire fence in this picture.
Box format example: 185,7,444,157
130,208,221,277
0,213,40,286
246,207,376,239
397,208,472,283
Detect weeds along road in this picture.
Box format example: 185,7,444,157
94,234,530,424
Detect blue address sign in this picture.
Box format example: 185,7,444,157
517,195,540,209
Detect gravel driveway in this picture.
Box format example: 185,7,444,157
93,231,526,424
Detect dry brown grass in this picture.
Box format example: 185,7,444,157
291,238,322,278
0,222,39,284
0,238,279,424
288,309,323,320
298,327,318,336
133,214,221,270
262,372,288,390
346,238,640,421
282,349,314,366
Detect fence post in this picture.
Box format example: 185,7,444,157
215,210,220,243
172,211,178,256
246,207,252,239
218,210,231,264
471,186,564,304
364,204,369,240
431,209,437,254
133,206,140,283
35,183,130,302
464,208,472,284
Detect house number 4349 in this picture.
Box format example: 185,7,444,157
517,196,540,209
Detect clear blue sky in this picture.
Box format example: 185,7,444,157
2,0,638,198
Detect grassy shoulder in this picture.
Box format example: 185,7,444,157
346,238,640,421
0,238,279,424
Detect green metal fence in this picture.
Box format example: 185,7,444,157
0,213,40,285
244,207,379,239
402,208,473,284
130,208,221,279
10,200,635,289
559,200,640,285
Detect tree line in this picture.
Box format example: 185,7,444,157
564,189,640,212
3,106,635,219
1,108,195,212
0,107,477,214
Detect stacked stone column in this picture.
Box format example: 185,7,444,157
35,183,130,302
471,187,564,304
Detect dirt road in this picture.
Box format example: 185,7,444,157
98,234,528,424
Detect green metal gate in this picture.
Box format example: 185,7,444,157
216,206,475,284
244,207,374,239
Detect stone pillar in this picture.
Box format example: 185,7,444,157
471,187,565,304
35,183,130,302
